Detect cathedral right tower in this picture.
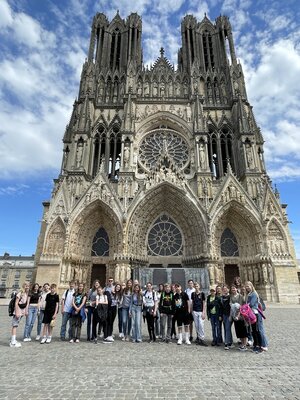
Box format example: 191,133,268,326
35,11,299,303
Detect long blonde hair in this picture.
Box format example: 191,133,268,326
245,281,258,302
19,281,30,294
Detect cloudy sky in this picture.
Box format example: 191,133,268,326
0,0,299,258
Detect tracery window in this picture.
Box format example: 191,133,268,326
147,214,183,256
207,127,234,178
91,227,109,257
92,124,121,180
220,228,239,257
138,129,189,171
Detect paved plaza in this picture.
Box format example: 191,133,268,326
0,305,300,400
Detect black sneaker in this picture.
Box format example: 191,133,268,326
198,339,208,347
211,341,216,346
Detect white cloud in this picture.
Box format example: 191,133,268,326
239,35,300,181
0,183,29,196
185,1,210,21
0,0,13,29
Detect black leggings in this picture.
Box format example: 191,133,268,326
251,321,262,347
92,311,108,339
146,312,156,340
107,306,117,337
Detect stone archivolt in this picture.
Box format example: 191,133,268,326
34,11,299,302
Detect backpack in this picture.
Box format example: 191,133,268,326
258,296,266,312
240,304,257,324
8,292,17,317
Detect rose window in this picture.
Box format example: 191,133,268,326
147,214,183,256
139,130,189,171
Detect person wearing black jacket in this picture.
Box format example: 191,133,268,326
159,283,175,343
220,285,233,350
206,287,221,346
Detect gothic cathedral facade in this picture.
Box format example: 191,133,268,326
35,12,299,302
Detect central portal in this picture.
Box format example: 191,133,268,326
91,264,106,286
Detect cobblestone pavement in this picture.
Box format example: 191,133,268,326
0,305,300,400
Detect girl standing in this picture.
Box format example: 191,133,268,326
121,279,133,341
10,282,30,348
36,283,50,341
216,285,223,345
70,282,86,343
143,282,158,343
230,285,247,351
220,285,233,350
130,284,143,342
86,280,100,341
114,283,123,338
41,284,59,344
245,281,265,353
93,286,108,343
23,283,40,342
206,287,221,346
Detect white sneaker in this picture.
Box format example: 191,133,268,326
69,339,74,343
23,337,31,342
106,336,114,342
40,337,47,344
35,335,40,341
10,341,21,348
185,339,191,345
177,338,182,345
46,337,52,343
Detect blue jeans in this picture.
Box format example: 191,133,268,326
24,306,38,338
155,309,161,337
210,314,219,344
223,314,233,345
131,305,142,341
122,308,131,337
60,312,72,339
257,313,268,347
118,307,123,333
86,306,94,340
37,310,45,336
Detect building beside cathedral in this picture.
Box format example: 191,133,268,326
35,11,299,302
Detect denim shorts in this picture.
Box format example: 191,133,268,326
12,315,23,327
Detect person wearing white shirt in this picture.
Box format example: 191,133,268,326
185,279,195,342
60,281,75,340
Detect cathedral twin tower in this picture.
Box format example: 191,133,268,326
35,11,299,302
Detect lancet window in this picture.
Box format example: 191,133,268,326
202,30,215,70
207,127,234,178
91,227,109,257
220,228,239,257
92,124,121,180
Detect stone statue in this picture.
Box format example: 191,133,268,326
75,141,84,167
124,146,130,168
268,264,274,285
246,144,254,169
199,142,206,169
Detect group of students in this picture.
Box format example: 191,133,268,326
9,277,268,353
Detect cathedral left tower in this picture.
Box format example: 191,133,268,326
35,12,143,290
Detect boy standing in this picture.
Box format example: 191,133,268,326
159,283,175,343
174,283,191,345
185,279,195,341
60,281,75,340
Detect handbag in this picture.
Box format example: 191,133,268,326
50,318,56,328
